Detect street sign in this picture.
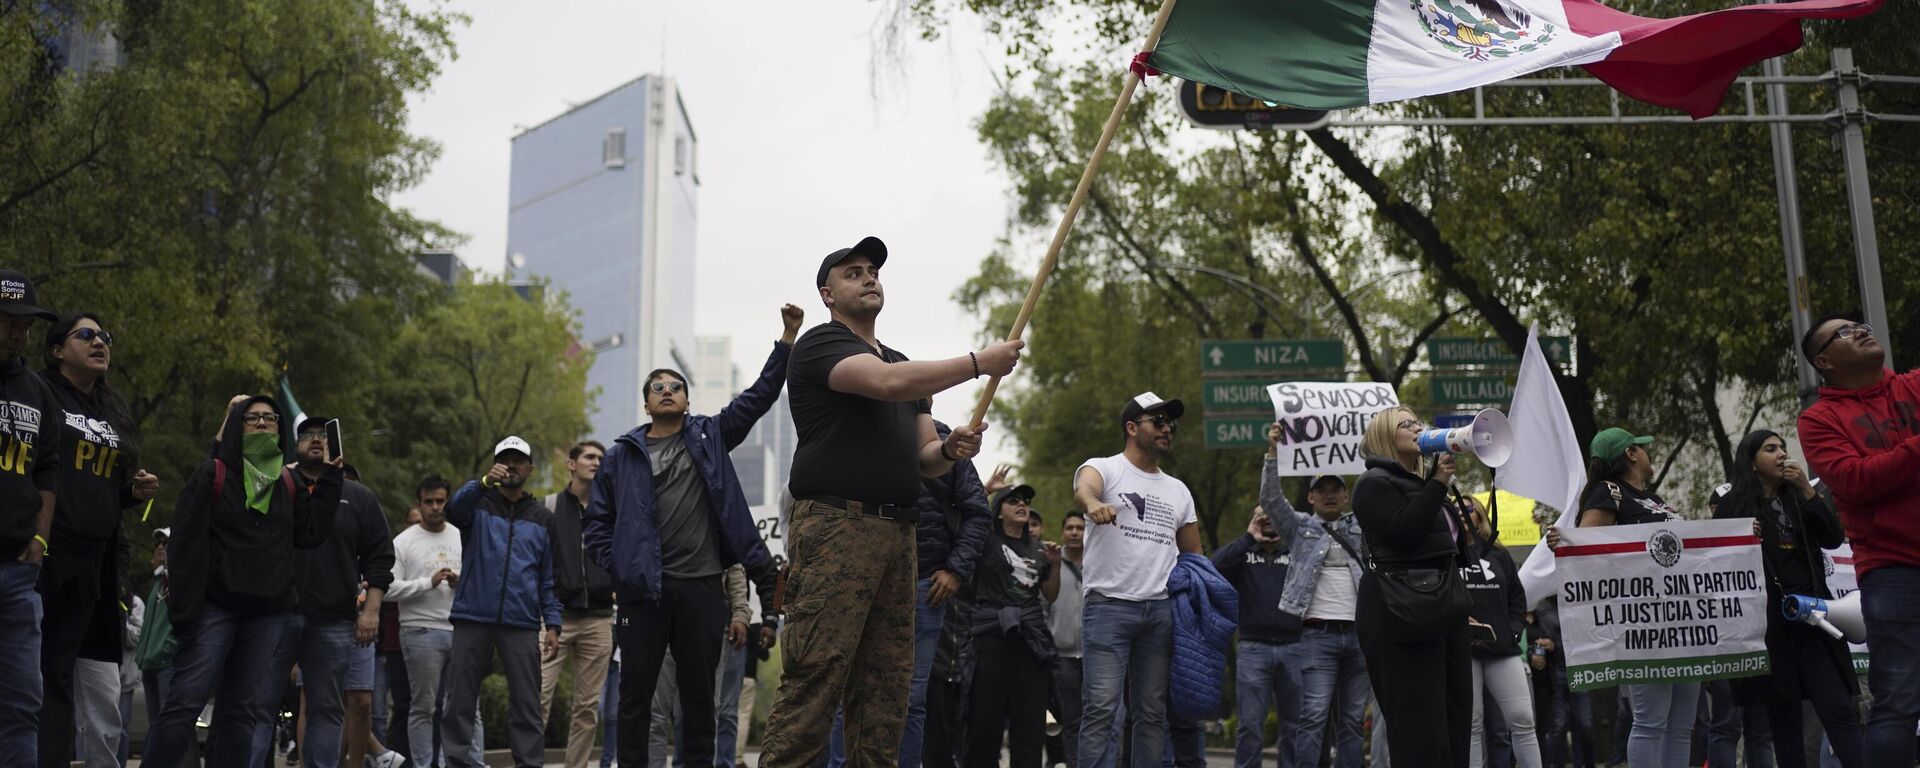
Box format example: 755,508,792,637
1433,375,1515,406
1432,412,1477,430
1426,336,1572,366
1204,416,1272,449
1200,339,1345,376
1203,375,1345,411
1203,380,1272,412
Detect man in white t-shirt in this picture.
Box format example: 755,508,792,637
386,475,480,767
1072,392,1202,768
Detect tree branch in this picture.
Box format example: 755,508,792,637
1305,127,1598,440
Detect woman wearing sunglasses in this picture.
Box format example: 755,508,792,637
1352,405,1473,767
1711,430,1862,767
35,313,161,767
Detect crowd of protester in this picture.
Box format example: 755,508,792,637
1,246,1915,768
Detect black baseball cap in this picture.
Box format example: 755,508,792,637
992,484,1036,512
0,270,56,322
296,416,333,436
815,236,888,288
1120,391,1186,424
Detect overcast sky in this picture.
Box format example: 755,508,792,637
394,0,1049,473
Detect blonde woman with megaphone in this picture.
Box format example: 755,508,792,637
1710,430,1863,768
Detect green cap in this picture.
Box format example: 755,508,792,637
1589,427,1653,461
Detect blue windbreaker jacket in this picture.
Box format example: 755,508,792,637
583,342,786,618
446,481,563,630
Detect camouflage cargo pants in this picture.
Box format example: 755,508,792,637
759,498,916,768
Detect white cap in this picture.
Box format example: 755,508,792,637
493,436,533,459
154,527,171,540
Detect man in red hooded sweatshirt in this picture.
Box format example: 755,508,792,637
1796,313,1920,768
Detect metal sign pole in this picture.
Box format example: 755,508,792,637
1760,16,1817,405
1833,47,1892,364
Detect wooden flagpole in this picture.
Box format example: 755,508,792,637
967,0,1183,430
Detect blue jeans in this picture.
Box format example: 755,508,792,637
1233,640,1299,768
1625,682,1700,768
142,602,292,768
1701,678,1773,768
1284,627,1367,768
718,641,748,768
1080,595,1172,768
0,561,42,763
602,656,621,768
1861,565,1920,768
827,576,944,768
260,616,358,768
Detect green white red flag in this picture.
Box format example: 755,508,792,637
1146,0,1882,118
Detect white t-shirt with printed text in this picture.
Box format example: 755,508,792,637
1076,453,1199,601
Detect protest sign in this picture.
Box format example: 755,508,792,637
1471,490,1542,548
1823,542,1870,671
751,503,786,564
1556,518,1770,691
1265,381,1399,476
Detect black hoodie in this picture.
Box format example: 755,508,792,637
0,355,60,558
40,368,140,555
292,474,396,621
166,396,341,625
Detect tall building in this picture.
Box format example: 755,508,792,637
694,335,795,508
507,74,699,441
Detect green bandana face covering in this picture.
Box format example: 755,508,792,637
241,431,282,516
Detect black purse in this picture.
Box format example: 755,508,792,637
1322,488,1473,639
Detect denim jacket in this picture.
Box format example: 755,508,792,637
1259,457,1366,621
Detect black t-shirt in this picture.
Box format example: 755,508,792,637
1710,483,1824,597
971,529,1045,610
1580,480,1681,526
786,321,932,507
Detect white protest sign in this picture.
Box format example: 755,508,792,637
1556,519,1770,691
751,503,786,564
1265,381,1400,476
747,503,786,625
1823,542,1870,671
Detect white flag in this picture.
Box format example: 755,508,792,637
1503,324,1587,606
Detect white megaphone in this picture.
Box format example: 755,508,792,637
1782,592,1867,643
1415,408,1513,468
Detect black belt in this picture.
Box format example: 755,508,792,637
801,495,913,522
1302,619,1355,632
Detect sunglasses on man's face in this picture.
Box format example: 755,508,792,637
68,328,114,346
649,380,686,395
1134,415,1178,432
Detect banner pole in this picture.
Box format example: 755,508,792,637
966,0,1182,430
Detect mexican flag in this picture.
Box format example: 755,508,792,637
1147,0,1881,119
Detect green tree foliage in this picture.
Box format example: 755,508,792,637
937,0,1915,516
0,2,593,563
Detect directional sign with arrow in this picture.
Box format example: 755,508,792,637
1199,339,1345,377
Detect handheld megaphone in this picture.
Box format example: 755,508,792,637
1782,592,1867,643
1415,408,1513,468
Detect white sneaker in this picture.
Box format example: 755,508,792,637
365,752,409,768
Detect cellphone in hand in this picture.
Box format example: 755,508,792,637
1469,623,1498,644
325,419,344,463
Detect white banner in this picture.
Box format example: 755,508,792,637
1823,542,1870,671
1265,382,1400,476
1556,519,1770,691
